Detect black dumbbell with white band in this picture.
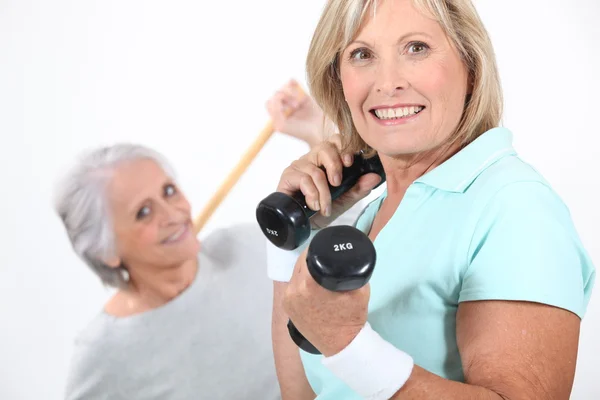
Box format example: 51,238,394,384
256,153,385,251
286,224,376,355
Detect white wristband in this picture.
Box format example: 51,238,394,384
321,322,414,400
265,229,319,282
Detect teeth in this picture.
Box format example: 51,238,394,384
375,106,423,120
165,225,186,243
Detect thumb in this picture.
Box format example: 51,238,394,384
336,173,383,206
353,173,383,197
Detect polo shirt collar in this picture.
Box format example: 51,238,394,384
414,127,516,193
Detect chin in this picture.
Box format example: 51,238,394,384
166,242,201,265
370,140,425,157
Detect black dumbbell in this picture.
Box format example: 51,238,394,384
256,153,385,251
287,225,376,355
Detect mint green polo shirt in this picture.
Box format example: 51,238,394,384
299,127,596,399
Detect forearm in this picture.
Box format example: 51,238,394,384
272,281,316,400
391,366,504,400
320,323,529,400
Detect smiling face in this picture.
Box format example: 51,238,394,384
339,0,470,158
105,159,199,272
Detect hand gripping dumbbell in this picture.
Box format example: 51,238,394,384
287,224,376,355
256,153,385,250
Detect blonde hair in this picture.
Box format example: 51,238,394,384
306,0,503,156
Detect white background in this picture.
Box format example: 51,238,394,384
1,1,598,398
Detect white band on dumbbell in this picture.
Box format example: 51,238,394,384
321,322,414,400
266,229,319,282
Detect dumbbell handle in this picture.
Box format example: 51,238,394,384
256,154,386,250
289,154,384,220
288,320,320,354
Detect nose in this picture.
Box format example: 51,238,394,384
375,58,408,96
158,200,182,226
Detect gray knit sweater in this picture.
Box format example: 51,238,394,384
64,223,281,400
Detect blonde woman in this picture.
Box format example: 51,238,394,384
271,1,596,399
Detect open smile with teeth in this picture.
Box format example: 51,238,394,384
162,223,189,244
372,106,425,120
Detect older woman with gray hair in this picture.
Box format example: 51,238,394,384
54,143,281,399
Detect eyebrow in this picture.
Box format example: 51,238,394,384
349,31,433,48
126,180,174,215
128,196,149,216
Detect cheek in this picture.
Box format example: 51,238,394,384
137,225,160,247
340,68,369,110
413,63,448,101
417,60,468,123
116,223,159,256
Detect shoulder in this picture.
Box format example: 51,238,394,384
460,157,596,318
200,222,269,272
70,312,127,364
471,154,553,195
466,154,582,254
65,315,121,399
201,222,265,254
462,154,575,227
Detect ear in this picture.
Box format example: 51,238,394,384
103,255,122,269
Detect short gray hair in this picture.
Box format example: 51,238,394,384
53,143,177,288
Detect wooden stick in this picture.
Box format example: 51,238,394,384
193,84,306,235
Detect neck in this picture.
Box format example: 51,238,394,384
124,256,199,311
381,140,461,197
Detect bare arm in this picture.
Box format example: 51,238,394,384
390,300,580,399
272,281,316,400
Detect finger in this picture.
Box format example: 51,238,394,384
266,93,284,116
327,134,355,167
314,142,344,187
279,85,303,108
277,163,326,213
289,157,333,215
276,165,303,194
298,173,321,212
299,162,332,214
267,94,296,129
280,98,299,116
342,172,383,202
354,172,383,193
304,163,333,217
342,152,354,167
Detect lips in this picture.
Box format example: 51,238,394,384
161,222,191,244
370,105,425,120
